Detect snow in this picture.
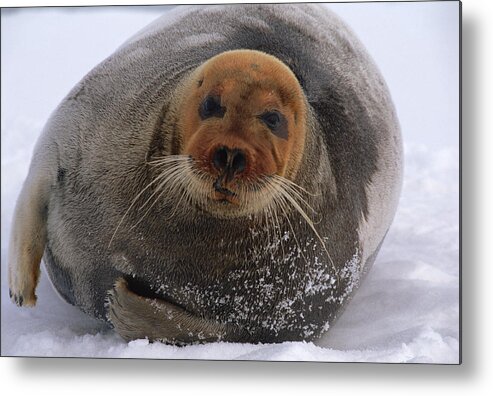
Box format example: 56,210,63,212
0,3,459,362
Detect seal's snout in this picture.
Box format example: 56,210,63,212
210,146,247,200
212,146,247,180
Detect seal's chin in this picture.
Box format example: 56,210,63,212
211,190,239,205
200,190,267,219
186,172,272,219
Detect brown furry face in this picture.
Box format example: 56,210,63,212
174,50,307,217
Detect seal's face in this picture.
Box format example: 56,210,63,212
175,50,307,218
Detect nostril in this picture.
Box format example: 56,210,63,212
212,147,247,179
231,150,246,175
212,147,229,171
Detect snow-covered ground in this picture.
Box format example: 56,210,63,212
0,3,460,362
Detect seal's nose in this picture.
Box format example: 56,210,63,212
212,147,247,179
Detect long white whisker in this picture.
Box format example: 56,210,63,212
276,185,338,278
276,192,310,268
129,163,191,230
137,162,190,211
271,174,320,197
261,180,307,263
270,177,317,214
109,156,192,246
271,197,286,261
168,169,195,219
107,167,175,248
146,155,191,166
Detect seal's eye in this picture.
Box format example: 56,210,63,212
261,112,281,129
199,95,225,119
259,111,288,140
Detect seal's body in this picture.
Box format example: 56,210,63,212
9,4,402,344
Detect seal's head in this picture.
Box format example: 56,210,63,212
170,50,308,218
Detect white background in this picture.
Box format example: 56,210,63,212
0,0,490,395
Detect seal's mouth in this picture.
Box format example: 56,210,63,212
191,163,272,217
211,173,241,205
141,154,315,221
206,178,258,214
213,174,236,197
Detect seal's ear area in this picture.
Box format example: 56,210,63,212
107,278,230,345
8,169,50,307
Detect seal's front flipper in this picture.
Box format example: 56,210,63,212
108,278,234,345
8,168,50,307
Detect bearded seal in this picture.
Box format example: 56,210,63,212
8,4,402,344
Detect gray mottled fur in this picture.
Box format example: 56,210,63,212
9,4,402,344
